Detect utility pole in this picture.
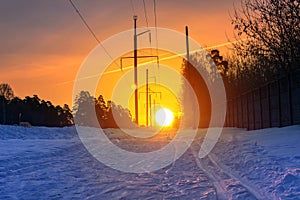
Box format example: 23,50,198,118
185,26,190,63
138,73,159,127
186,26,196,129
120,16,159,125
139,86,161,127
147,88,161,127
146,69,149,126
134,15,138,124
149,94,152,127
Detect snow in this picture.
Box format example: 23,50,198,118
0,125,299,199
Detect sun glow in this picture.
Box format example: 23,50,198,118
155,108,174,127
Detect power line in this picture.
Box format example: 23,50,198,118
56,39,244,86
142,0,149,28
153,0,159,58
68,0,117,67
153,0,160,85
68,0,134,91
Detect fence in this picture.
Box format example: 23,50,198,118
225,70,300,130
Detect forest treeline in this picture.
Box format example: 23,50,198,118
0,83,73,127
73,91,135,128
0,84,133,128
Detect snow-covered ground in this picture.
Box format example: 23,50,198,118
0,125,299,199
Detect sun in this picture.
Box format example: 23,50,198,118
155,108,174,127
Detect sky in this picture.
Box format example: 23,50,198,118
0,0,236,107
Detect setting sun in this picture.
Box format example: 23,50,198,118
155,108,174,127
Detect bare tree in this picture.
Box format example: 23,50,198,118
0,83,14,100
232,0,300,75
0,83,14,124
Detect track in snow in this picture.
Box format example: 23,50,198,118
189,140,270,200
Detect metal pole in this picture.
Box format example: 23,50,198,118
146,69,149,126
134,15,138,124
288,73,294,125
153,99,156,123
186,26,195,128
149,94,152,127
185,26,190,63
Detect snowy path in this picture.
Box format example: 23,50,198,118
0,125,300,199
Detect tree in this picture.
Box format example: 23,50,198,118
0,83,73,127
73,91,98,127
61,104,74,126
73,91,134,128
105,101,134,128
232,0,300,75
0,83,14,100
95,95,107,127
6,97,22,124
211,49,229,77
0,83,14,124
181,49,232,127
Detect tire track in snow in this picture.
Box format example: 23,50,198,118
190,146,271,200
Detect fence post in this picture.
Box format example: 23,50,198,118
267,83,272,128
252,90,255,130
288,73,294,125
233,99,236,127
240,95,243,128
231,100,233,127
278,79,282,127
236,97,239,127
225,100,229,127
246,92,249,130
259,88,263,129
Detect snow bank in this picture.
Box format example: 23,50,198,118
0,125,76,140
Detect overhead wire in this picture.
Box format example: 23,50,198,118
68,0,133,90
153,0,159,57
56,40,241,86
68,0,119,68
142,0,159,90
141,0,153,65
142,0,149,28
153,0,160,83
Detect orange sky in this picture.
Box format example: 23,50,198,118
0,0,236,108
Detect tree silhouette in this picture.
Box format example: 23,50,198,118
0,83,14,124
181,49,231,127
0,83,14,100
73,91,134,128
73,91,98,127
95,95,107,127
232,0,300,75
0,84,73,127
61,104,73,126
211,49,229,77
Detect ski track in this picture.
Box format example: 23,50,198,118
189,140,261,200
191,147,268,200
